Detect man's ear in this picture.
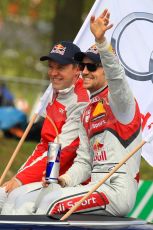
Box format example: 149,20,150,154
102,68,105,76
75,65,81,76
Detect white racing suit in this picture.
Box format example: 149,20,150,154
0,79,89,215
1,39,142,216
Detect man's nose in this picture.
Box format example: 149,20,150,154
82,66,89,75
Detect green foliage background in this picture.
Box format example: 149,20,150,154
0,0,94,79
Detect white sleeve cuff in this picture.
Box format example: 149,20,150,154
95,38,108,50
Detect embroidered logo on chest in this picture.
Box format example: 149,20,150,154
92,101,106,118
84,108,91,123
93,141,107,161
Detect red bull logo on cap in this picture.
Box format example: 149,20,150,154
51,44,66,55
87,44,99,54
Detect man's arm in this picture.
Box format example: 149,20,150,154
3,101,88,192
97,40,136,124
59,120,93,187
91,9,136,124
54,101,89,175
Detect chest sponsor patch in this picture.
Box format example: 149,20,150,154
93,141,107,161
92,102,106,117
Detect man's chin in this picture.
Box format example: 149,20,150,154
52,84,63,90
83,84,92,90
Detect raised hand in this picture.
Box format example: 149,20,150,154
90,9,113,43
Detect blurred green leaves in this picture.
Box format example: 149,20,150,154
0,0,94,79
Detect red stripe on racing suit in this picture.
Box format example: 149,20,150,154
49,191,109,215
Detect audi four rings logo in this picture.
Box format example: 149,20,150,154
111,12,153,83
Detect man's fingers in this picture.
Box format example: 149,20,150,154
1,184,6,188
42,182,49,187
99,9,108,18
106,24,113,30
42,181,49,187
42,176,49,187
42,176,46,183
58,177,66,187
90,15,95,24
8,187,14,193
105,11,110,19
